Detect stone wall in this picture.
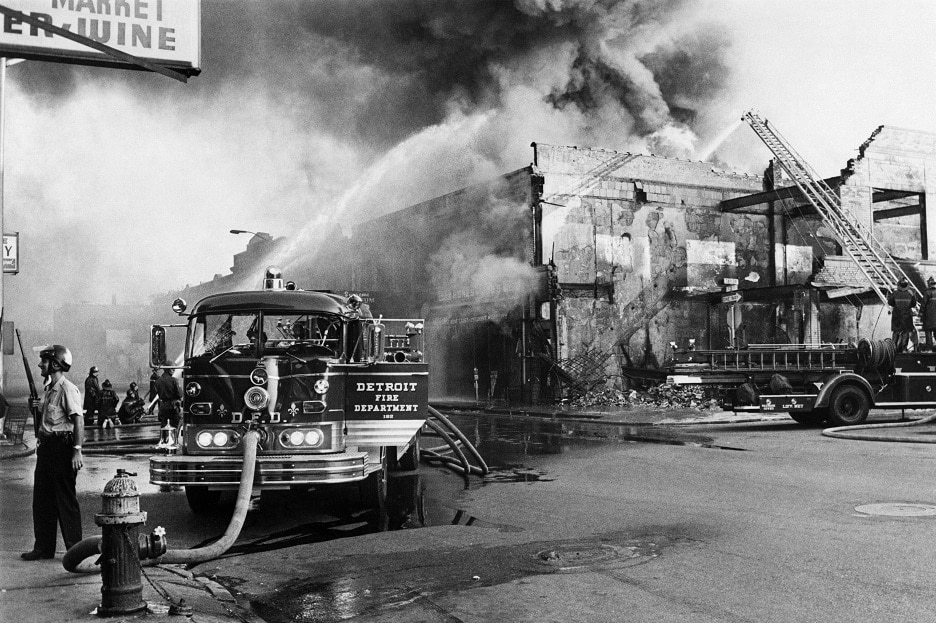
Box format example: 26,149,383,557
534,144,766,378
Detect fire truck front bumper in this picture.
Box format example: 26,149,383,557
149,451,369,488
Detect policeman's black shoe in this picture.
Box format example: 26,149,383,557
20,550,54,560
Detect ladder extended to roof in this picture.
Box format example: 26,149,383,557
742,110,919,305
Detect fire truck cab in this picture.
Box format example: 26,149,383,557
149,267,428,513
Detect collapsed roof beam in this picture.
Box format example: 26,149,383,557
719,176,841,214
872,188,919,203
872,204,922,221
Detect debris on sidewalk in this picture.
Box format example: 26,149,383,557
567,384,722,411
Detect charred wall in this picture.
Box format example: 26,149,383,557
534,144,765,383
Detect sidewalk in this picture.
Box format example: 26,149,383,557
0,556,260,623
431,399,787,426
0,404,257,623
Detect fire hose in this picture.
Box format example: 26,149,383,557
63,430,260,573
419,407,489,477
822,411,936,443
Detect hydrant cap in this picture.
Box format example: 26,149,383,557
102,469,140,499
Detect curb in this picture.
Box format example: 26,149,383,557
0,444,35,460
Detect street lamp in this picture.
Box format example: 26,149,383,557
229,229,273,242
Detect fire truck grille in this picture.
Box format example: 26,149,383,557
150,452,368,487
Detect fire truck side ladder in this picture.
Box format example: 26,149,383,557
687,346,855,373
742,110,920,306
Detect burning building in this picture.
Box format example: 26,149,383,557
296,123,936,406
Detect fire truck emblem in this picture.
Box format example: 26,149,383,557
288,403,299,418
250,367,268,385
217,404,228,418
185,381,201,397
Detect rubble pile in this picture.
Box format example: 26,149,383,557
566,383,722,411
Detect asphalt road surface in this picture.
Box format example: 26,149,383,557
4,413,936,622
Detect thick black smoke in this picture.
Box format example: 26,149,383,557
6,0,734,331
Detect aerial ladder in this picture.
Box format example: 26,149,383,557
741,110,920,306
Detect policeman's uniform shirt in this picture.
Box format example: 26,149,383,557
40,376,82,434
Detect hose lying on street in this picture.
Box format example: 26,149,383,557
421,406,489,477
63,430,260,573
822,410,936,443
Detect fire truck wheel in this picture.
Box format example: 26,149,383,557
826,385,870,427
185,486,222,514
358,458,388,512
390,432,421,472
789,411,827,427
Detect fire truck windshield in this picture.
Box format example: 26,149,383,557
190,312,344,360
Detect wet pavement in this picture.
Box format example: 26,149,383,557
6,401,936,622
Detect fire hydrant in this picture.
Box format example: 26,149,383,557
95,469,167,617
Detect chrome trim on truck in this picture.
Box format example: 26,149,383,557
150,451,369,487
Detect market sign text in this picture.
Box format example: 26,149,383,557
0,0,200,73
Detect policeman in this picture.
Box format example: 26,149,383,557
22,344,84,560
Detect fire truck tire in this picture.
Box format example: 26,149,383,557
185,486,222,514
358,459,387,511
826,385,870,427
391,432,421,471
789,411,827,427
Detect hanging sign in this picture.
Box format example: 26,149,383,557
3,232,18,274
0,0,200,75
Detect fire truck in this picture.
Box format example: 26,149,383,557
668,339,936,427
149,267,428,513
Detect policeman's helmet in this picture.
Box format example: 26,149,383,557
928,276,935,287
899,278,910,288
102,379,112,389
39,344,72,372
129,382,138,389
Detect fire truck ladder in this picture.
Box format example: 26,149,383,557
742,110,920,306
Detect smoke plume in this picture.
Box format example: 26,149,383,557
7,0,734,332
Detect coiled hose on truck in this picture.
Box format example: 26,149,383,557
63,430,260,573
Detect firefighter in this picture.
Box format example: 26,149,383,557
118,382,145,423
83,366,101,426
98,380,119,429
888,278,918,353
921,276,936,351
154,367,182,448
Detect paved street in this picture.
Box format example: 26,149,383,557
3,410,936,622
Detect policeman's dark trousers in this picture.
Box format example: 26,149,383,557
31,438,82,555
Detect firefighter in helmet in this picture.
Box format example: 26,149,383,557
888,278,918,353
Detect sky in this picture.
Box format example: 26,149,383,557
5,0,936,330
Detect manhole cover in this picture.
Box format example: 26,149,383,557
534,544,628,571
855,503,936,517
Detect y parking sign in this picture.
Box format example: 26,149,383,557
3,232,19,274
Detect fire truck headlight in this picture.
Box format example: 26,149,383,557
213,431,230,446
280,428,325,447
313,379,329,394
196,431,214,448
